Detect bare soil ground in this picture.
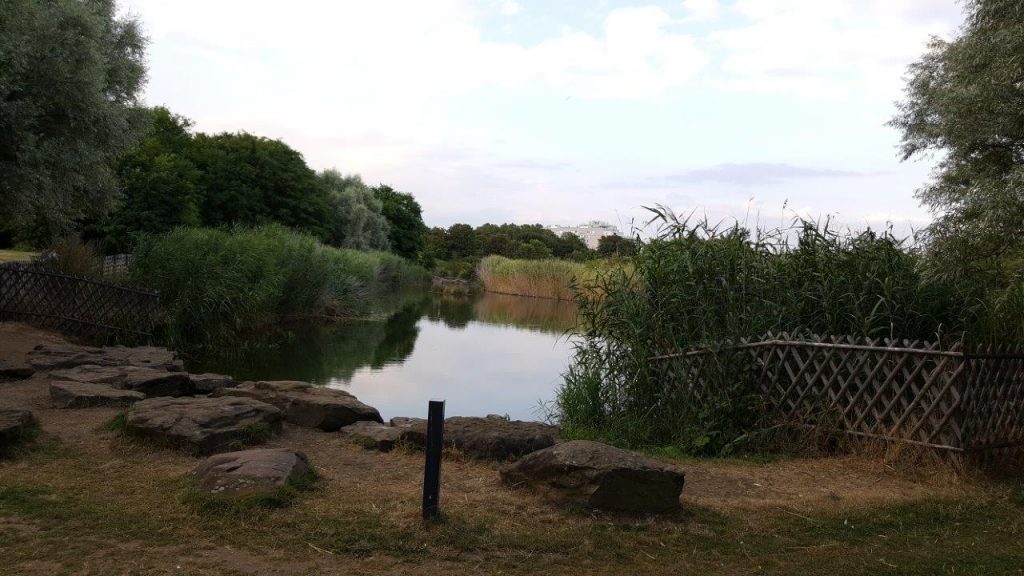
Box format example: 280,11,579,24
0,322,1020,576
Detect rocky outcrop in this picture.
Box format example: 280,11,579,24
190,448,313,497
29,344,183,372
500,440,685,513
125,396,282,455
50,365,191,397
0,360,34,381
214,381,382,431
50,380,145,408
0,408,35,449
188,373,237,394
401,415,558,461
340,421,407,452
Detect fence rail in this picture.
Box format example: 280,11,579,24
0,263,159,341
651,334,1024,462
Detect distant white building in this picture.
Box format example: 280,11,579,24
548,221,620,250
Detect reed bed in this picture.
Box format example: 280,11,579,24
131,224,429,347
476,255,612,301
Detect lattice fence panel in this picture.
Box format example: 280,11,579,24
0,263,158,341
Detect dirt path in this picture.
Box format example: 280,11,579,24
0,322,970,575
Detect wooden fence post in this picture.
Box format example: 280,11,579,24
422,399,445,520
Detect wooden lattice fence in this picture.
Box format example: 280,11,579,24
0,263,159,342
651,335,1024,463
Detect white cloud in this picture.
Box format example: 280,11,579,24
500,0,521,16
682,0,720,22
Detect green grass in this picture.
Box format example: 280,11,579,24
0,250,35,264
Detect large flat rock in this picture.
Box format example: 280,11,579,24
501,440,685,513
0,408,35,450
402,415,559,461
188,373,237,394
29,343,183,371
50,365,191,397
0,359,34,381
50,380,145,408
340,421,406,452
125,396,282,455
214,381,382,431
190,448,313,497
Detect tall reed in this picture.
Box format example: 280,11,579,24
476,255,608,300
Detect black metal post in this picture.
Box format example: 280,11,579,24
422,399,445,520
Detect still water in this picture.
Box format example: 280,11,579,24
187,292,577,421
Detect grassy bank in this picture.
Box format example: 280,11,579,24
131,225,429,347
558,213,1007,455
0,250,35,264
476,255,613,301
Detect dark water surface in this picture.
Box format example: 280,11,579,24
187,292,577,421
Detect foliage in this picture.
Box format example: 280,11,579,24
891,0,1024,285
597,234,639,257
558,209,980,454
43,236,104,279
319,170,390,251
188,133,333,240
0,0,148,242
131,225,429,347
100,107,201,252
373,185,426,260
423,223,599,275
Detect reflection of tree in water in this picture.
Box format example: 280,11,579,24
189,295,430,384
188,291,576,384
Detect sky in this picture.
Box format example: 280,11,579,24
118,0,965,234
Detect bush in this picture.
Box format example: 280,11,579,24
131,225,428,346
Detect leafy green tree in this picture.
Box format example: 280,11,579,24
445,223,478,259
420,226,448,266
189,132,332,239
597,234,639,257
319,170,390,250
101,107,201,252
891,0,1024,283
515,238,553,260
373,185,426,259
1,0,148,242
554,232,591,259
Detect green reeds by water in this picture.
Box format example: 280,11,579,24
558,209,1009,456
131,224,429,347
476,255,615,301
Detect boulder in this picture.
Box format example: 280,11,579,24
501,440,685,513
214,381,382,431
190,448,313,497
29,343,183,371
50,380,145,408
125,396,282,455
340,421,406,452
0,360,34,381
50,365,192,397
188,373,237,394
402,416,558,461
389,416,425,428
0,408,35,449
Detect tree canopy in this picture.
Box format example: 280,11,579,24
319,170,390,251
373,185,427,260
891,0,1024,283
0,0,148,241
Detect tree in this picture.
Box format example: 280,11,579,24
319,170,390,250
598,234,639,257
445,223,478,259
189,132,333,239
100,107,201,252
891,0,1024,283
0,0,148,242
373,185,426,260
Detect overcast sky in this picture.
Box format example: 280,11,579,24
119,0,964,233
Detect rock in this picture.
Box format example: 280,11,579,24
188,373,237,394
214,381,382,431
29,343,183,371
0,360,34,381
50,381,145,408
403,416,558,461
125,396,282,455
500,440,685,513
340,421,406,452
0,408,35,449
389,416,425,428
190,448,313,497
49,365,192,397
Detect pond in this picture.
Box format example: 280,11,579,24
187,292,578,422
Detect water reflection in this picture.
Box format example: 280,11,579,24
188,292,577,420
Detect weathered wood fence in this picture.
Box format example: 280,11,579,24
0,263,159,341
651,335,1024,463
